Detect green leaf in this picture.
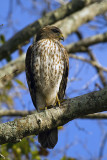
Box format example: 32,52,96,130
15,79,26,89
6,55,12,62
0,34,5,44
4,81,13,90
31,150,41,160
61,155,76,160
0,93,13,107
18,48,23,56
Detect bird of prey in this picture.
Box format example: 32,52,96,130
25,25,69,149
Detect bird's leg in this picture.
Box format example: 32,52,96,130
38,107,47,111
46,105,53,109
55,95,66,107
56,94,60,107
38,106,50,111
43,95,62,110
38,108,45,112
39,106,48,110
45,105,53,110
60,99,66,103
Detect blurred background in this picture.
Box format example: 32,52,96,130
0,0,107,159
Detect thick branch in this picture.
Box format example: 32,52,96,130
0,54,25,88
0,0,106,61
0,87,107,145
55,0,107,38
0,0,92,61
0,110,107,120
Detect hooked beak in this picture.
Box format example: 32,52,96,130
59,34,64,41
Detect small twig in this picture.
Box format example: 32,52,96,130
98,133,107,160
87,49,107,87
0,153,5,159
69,54,107,72
66,32,107,53
72,30,107,87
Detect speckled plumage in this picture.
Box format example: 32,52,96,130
25,25,69,149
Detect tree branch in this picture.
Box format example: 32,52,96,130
69,54,107,72
55,0,107,38
81,113,107,119
66,32,107,53
0,0,106,61
0,110,107,120
68,30,107,87
0,54,25,88
1,31,107,89
87,50,107,87
0,110,33,117
0,87,107,145
0,0,93,61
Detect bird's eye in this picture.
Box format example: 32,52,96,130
51,28,60,33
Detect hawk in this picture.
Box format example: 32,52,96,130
25,25,69,149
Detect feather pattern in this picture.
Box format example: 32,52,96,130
25,25,69,148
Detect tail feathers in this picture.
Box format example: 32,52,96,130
38,128,58,149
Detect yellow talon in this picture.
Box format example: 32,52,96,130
60,99,66,103
41,95,63,110
56,94,60,107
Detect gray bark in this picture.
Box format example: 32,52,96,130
0,86,107,145
0,0,101,60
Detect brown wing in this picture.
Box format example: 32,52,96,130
25,45,37,109
58,49,69,100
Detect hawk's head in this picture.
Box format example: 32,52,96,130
36,25,64,42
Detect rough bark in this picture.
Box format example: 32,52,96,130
0,54,25,88
55,0,107,38
0,0,105,60
0,0,94,61
0,110,107,120
0,86,107,145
